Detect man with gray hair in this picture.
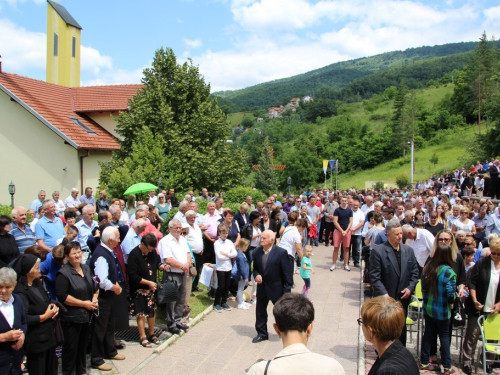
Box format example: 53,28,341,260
89,226,125,371
361,195,374,214
185,210,205,292
64,188,80,209
173,200,189,224
29,190,46,213
401,224,434,273
35,199,65,254
121,218,147,263
75,204,97,261
369,220,419,346
158,219,193,335
10,206,36,253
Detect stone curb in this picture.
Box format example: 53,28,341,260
358,264,365,375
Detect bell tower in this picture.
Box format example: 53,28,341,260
46,0,82,87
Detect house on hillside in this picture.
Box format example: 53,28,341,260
0,1,142,207
302,95,313,102
290,97,300,106
256,117,264,122
268,106,283,118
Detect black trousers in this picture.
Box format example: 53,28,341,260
214,270,231,306
26,347,58,375
324,221,334,245
91,294,117,366
255,297,272,338
61,321,90,375
399,298,410,346
203,238,215,264
192,252,204,290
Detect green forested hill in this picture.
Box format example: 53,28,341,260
213,42,477,110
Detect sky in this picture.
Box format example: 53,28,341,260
1,0,499,92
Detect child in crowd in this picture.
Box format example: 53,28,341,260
300,245,314,299
234,238,252,310
462,247,475,300
213,224,237,313
56,225,78,246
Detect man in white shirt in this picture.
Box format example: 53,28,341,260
401,225,435,273
147,190,158,206
121,219,147,263
350,199,365,267
158,219,193,335
361,195,374,214
173,200,189,224
64,188,80,209
185,210,205,292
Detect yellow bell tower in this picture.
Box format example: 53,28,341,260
46,0,82,87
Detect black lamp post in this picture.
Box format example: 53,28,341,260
157,177,163,191
287,176,292,197
8,181,15,207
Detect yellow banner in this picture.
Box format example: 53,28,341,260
323,159,328,168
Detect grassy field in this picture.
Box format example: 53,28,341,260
338,125,478,189
227,112,253,126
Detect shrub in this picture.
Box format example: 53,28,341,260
395,174,411,189
374,181,385,191
0,204,12,217
223,186,267,205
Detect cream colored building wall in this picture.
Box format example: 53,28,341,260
86,112,122,140
0,90,111,207
81,151,112,192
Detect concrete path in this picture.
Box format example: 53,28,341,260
91,243,362,374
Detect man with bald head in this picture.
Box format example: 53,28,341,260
252,230,293,343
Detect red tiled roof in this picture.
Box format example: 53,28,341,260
71,84,142,112
0,72,121,150
291,97,300,101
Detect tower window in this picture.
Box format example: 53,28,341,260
69,117,96,135
72,37,76,58
53,33,58,56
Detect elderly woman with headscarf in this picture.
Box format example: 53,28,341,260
0,267,27,375
12,254,59,374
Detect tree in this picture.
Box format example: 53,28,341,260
241,116,254,128
254,137,279,195
390,82,408,157
429,152,439,167
100,47,248,193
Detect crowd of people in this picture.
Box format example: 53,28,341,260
1,164,500,373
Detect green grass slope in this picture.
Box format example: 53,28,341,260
337,126,475,189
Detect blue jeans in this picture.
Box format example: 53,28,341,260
315,221,321,244
350,235,362,265
421,315,451,369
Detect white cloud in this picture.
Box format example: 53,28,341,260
184,38,203,49
80,45,113,75
483,6,500,29
0,18,45,71
81,66,144,86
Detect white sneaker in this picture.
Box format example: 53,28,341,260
251,299,257,305
238,304,250,310
344,265,351,272
244,302,252,307
330,265,336,271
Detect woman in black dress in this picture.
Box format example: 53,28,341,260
0,215,20,267
56,241,98,375
12,254,59,375
127,233,164,347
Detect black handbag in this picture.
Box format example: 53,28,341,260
452,298,466,328
157,271,181,304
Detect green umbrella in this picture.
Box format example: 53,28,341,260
124,182,159,196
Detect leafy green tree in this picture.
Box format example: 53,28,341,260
395,174,411,189
99,127,169,198
241,116,254,128
390,82,408,157
430,152,439,167
254,137,279,195
101,47,248,193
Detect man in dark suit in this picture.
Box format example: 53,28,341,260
369,219,419,346
252,230,293,343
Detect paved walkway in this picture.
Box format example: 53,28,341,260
91,243,362,374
